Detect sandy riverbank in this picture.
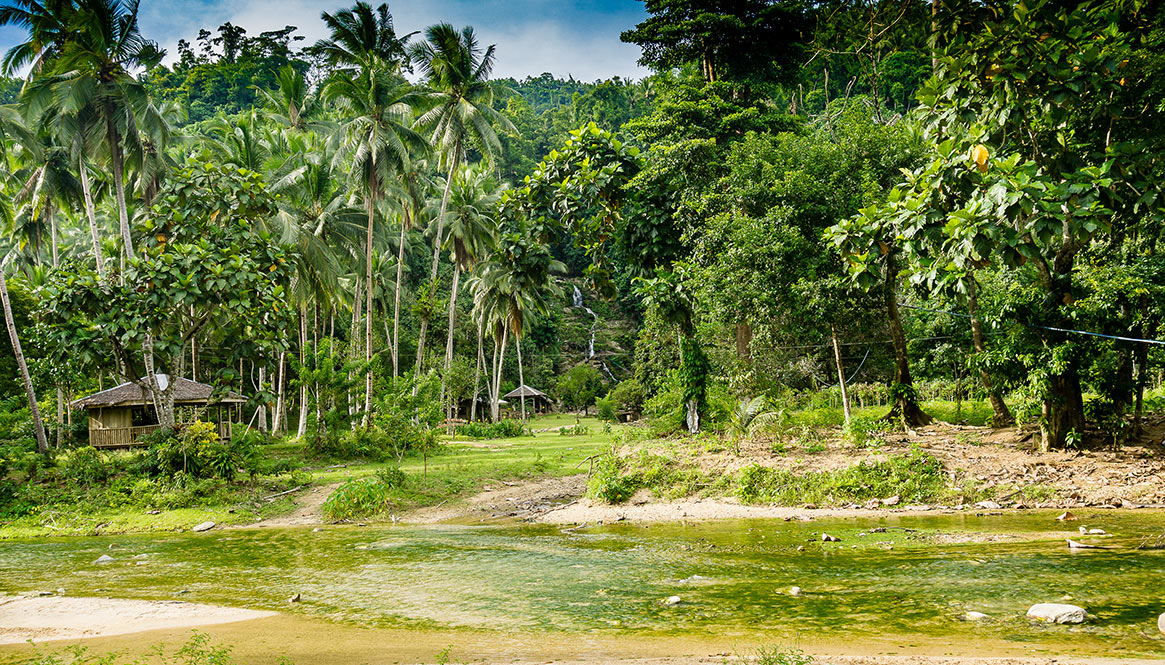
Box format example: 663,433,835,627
0,595,276,645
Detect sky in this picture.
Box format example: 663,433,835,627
0,0,651,82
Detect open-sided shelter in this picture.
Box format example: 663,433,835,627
502,384,554,414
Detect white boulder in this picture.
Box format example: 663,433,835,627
1026,603,1087,624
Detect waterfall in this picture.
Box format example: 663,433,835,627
573,285,598,358
573,285,617,382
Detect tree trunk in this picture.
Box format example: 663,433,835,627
349,276,362,423
471,320,484,422
364,189,375,426
831,324,852,428
1040,369,1085,452
297,305,309,438
516,333,527,423
735,322,752,367
1,271,48,454
492,327,508,421
417,150,460,374
883,257,932,427
967,280,1013,426
257,365,268,432
274,352,286,434
78,163,107,279
441,264,462,410
392,209,408,379
1134,339,1148,437
106,113,135,262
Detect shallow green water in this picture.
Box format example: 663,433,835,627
2,511,1163,657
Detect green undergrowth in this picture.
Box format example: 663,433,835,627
583,439,1005,507
322,457,555,520
735,448,949,505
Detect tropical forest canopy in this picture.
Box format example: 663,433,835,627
0,0,1162,461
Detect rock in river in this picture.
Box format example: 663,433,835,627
663,595,682,606
1158,612,1165,635
191,521,216,533
964,611,989,621
94,554,114,563
789,586,802,597
1027,603,1087,624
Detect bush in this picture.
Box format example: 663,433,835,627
322,468,411,520
607,379,646,417
736,448,947,505
595,396,617,422
842,415,888,448
585,449,638,504
455,419,526,439
556,364,605,412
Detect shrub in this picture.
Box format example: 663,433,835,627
556,364,604,412
843,415,888,448
607,379,646,417
736,448,946,505
455,419,526,439
322,471,407,520
585,449,638,504
595,396,617,422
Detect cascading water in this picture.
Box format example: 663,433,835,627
572,285,598,358
573,285,616,381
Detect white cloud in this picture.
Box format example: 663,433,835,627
137,0,647,81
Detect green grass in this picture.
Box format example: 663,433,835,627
320,415,617,520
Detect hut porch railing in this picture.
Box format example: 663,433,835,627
90,422,234,448
90,425,162,448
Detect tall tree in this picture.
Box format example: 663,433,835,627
429,164,501,420
25,0,169,264
408,23,514,380
320,2,422,421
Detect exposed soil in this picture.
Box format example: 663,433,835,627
404,474,588,523
250,483,340,528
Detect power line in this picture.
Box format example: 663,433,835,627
898,303,1165,347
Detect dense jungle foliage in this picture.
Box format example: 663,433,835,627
0,0,1163,519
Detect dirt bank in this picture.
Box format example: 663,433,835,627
0,595,276,644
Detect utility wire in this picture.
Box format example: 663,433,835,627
898,303,1165,347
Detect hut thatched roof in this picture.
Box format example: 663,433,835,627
503,384,551,400
71,376,245,409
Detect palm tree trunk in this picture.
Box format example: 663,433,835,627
364,191,375,426
516,333,527,422
417,151,460,373
2,270,48,454
392,210,409,379
78,164,107,279
258,365,268,432
471,320,484,421
297,305,309,438
106,114,135,262
350,276,362,424
440,264,461,407
492,326,508,421
50,204,62,446
274,351,286,434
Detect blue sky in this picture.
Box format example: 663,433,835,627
0,0,650,81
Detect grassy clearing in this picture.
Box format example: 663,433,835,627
320,415,616,520
785,399,996,428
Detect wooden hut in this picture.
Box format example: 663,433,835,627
503,385,554,414
71,376,245,448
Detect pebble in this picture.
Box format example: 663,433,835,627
289,593,301,603
964,611,989,621
975,500,1001,510
1056,511,1077,521
881,495,900,506
94,554,114,563
191,521,216,533
663,595,682,606
789,586,802,597
821,533,841,542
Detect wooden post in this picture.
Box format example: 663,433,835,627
831,324,852,428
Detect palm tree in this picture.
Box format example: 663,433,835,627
257,64,322,133
270,130,364,437
473,228,563,421
0,0,76,75
384,159,430,379
408,23,514,373
321,37,424,421
428,164,501,418
0,120,48,453
200,110,269,172
24,0,168,264
314,1,411,75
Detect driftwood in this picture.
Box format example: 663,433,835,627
262,485,305,502
1066,538,1112,550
